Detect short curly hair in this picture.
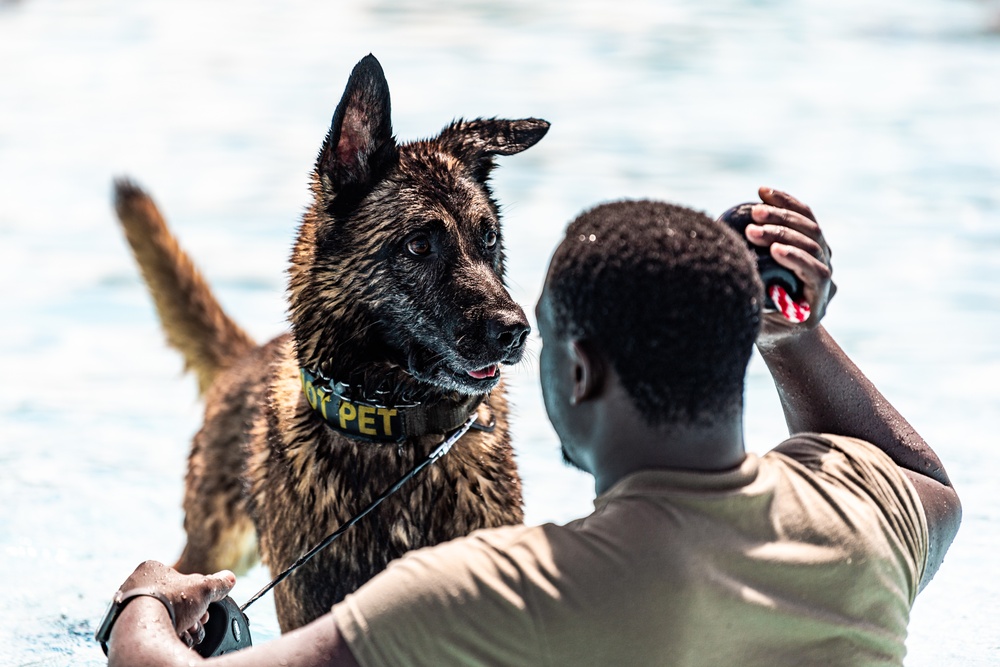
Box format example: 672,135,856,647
546,200,763,425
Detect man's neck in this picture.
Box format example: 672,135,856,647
590,385,746,495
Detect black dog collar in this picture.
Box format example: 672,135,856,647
300,368,482,442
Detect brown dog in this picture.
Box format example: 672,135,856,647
113,54,548,631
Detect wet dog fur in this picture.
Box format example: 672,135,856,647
113,54,548,631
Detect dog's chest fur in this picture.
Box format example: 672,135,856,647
244,336,522,631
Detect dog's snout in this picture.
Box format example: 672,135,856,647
489,314,531,354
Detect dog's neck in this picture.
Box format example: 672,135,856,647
290,306,485,442
298,367,484,442
294,325,462,405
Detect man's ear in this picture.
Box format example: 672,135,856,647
436,117,550,183
316,54,398,197
569,339,607,405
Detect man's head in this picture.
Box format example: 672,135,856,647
537,200,763,466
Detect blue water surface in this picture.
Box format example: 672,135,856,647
1,0,998,664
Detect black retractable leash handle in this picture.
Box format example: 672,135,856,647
194,412,486,657
717,203,803,311
197,596,252,656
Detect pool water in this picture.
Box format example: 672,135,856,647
1,0,998,664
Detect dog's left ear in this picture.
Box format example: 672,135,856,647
437,118,550,183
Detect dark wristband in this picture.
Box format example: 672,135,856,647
96,588,177,656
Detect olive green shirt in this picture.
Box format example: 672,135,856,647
334,434,928,666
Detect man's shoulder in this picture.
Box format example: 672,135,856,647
762,432,925,527
766,432,929,604
767,432,899,473
765,433,928,553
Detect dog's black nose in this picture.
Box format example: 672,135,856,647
489,315,530,354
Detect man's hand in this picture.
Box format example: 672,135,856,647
117,560,236,649
745,187,836,346
108,562,361,667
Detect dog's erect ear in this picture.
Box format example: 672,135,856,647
437,118,550,183
317,54,398,195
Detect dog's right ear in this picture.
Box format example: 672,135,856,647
317,54,398,196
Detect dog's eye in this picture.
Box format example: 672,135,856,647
406,235,432,257
484,230,498,248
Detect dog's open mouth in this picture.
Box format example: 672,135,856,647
467,365,498,380
405,346,507,394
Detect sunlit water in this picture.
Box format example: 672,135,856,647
1,0,998,664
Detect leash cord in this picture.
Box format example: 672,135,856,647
239,412,480,613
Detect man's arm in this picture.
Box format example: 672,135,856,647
747,187,961,590
105,561,361,667
757,324,961,589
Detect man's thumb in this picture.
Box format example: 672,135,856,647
205,570,237,601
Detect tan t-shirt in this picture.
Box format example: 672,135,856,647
334,434,928,666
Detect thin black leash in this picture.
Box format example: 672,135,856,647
239,410,494,613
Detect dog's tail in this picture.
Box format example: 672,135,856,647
113,178,256,394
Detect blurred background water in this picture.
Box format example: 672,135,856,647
1,0,998,664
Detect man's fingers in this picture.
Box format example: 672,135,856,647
745,223,824,260
758,186,817,222
751,204,832,267
751,204,824,244
771,243,832,287
179,620,205,646
189,620,206,646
